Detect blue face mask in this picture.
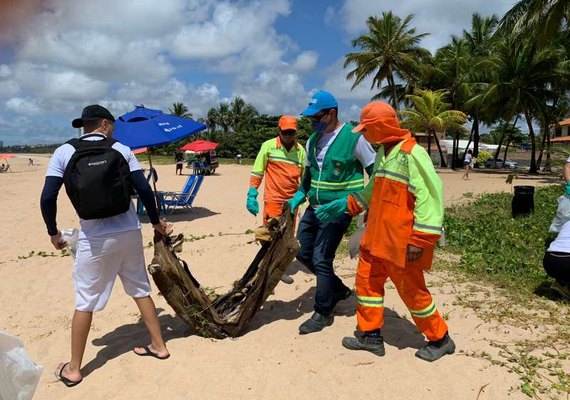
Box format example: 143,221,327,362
311,120,328,133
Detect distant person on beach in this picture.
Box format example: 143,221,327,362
544,189,570,300
40,104,172,388
175,151,184,175
28,158,34,166
315,101,454,361
462,149,473,180
246,115,306,284
0,163,5,172
287,91,376,334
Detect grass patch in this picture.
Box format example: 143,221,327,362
443,184,563,293
439,185,569,398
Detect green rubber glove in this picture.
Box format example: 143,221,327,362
566,182,570,196
314,197,348,223
246,187,259,216
286,191,307,214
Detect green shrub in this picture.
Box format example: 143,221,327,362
476,150,492,165
443,184,563,291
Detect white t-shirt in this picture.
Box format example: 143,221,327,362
46,133,142,239
305,123,376,170
548,220,570,253
567,156,570,163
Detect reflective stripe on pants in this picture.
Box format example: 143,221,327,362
355,247,448,341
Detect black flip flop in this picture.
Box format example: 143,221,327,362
133,345,170,360
55,362,83,387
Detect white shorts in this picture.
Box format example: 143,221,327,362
72,229,151,312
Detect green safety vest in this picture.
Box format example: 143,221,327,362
307,124,364,205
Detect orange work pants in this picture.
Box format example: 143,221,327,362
355,247,448,341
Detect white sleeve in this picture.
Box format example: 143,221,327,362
45,144,74,178
566,156,570,163
353,136,376,168
113,143,142,172
305,141,311,167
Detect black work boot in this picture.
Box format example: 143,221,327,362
299,312,334,334
342,330,385,357
415,332,456,362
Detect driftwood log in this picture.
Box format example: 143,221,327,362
148,204,299,338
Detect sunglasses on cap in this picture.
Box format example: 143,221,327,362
280,129,296,136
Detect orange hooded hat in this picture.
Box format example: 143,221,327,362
352,101,411,144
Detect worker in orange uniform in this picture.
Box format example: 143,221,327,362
246,115,306,283
315,102,455,362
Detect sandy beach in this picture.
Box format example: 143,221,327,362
0,155,563,400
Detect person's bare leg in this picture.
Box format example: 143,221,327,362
55,310,92,382
132,296,169,358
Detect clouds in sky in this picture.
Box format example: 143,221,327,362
0,0,514,145
338,0,513,52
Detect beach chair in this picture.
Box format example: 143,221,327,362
137,175,195,216
193,161,206,175
161,175,204,214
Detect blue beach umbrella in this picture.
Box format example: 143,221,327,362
114,105,206,215
114,105,206,150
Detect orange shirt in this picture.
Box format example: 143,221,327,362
249,137,306,204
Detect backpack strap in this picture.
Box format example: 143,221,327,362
66,134,116,150
400,137,417,154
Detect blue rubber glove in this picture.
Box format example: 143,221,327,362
246,187,259,216
566,182,570,196
314,197,348,223
286,191,307,214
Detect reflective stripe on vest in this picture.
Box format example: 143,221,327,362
375,168,416,191
267,154,304,167
310,178,364,191
413,222,442,235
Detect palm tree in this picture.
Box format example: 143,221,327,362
400,89,468,167
344,11,431,110
206,108,219,135
430,37,472,168
169,102,193,119
462,14,500,159
229,97,258,133
500,0,570,46
475,38,562,173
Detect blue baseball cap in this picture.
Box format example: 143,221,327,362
300,90,338,116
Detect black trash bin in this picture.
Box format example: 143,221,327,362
512,185,535,217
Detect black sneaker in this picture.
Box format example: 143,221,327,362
299,312,334,334
551,281,570,300
415,332,456,362
342,331,385,357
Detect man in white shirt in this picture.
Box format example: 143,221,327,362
40,105,172,387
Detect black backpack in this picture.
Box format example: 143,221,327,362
63,134,133,220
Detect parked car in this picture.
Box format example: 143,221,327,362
485,158,518,169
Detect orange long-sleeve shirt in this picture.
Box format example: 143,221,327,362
249,137,306,204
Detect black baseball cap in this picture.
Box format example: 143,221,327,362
72,104,115,128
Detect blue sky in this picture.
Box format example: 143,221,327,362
0,0,514,146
